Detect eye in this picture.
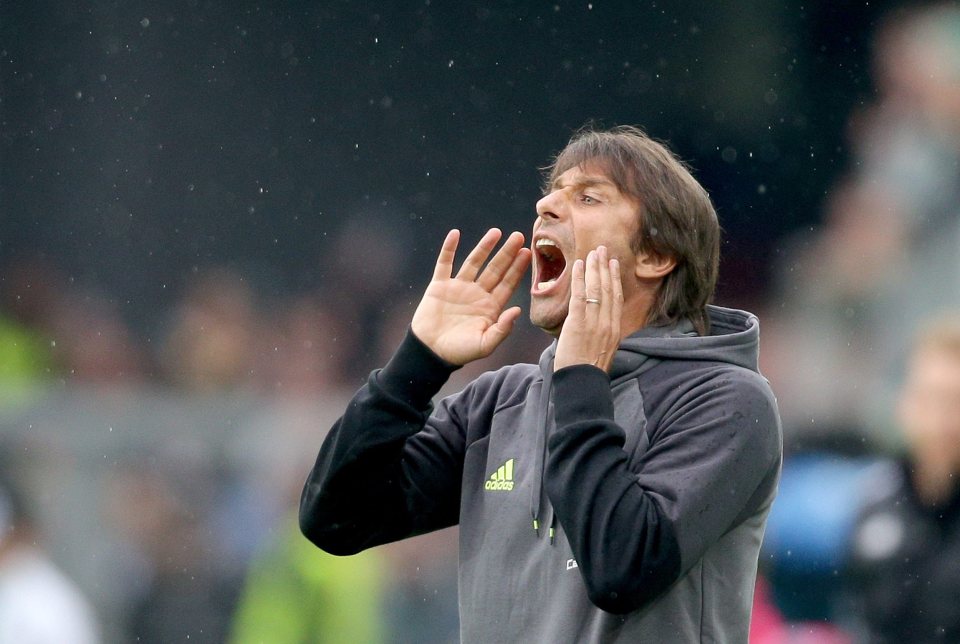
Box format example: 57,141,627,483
581,193,600,205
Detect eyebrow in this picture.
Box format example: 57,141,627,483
550,175,617,192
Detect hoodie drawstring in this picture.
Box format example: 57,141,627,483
530,362,553,539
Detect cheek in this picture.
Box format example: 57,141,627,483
571,227,604,258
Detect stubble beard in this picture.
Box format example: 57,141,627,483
529,295,567,337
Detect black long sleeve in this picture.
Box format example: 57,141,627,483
299,330,462,555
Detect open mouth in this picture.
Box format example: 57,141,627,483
534,238,567,292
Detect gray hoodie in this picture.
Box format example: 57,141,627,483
301,305,782,642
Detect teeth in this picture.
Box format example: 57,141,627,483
535,238,557,248
537,280,557,290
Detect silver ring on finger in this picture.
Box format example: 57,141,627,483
585,298,601,305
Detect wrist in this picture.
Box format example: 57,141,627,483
378,329,460,408
553,364,614,424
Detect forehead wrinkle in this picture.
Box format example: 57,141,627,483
551,173,618,193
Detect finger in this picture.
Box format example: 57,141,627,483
568,257,586,322
584,250,602,315
610,258,623,338
480,306,522,357
477,231,526,291
456,228,502,282
432,229,461,280
598,246,612,318
490,247,532,305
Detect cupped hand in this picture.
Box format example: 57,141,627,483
411,228,532,365
554,245,623,372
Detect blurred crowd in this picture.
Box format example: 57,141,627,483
2,2,960,642
0,167,542,642
0,203,496,641
755,3,960,641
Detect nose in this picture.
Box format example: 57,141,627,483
536,189,563,222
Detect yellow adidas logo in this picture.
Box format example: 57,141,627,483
484,458,515,491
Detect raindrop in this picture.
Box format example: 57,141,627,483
140,17,150,28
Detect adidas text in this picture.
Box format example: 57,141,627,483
484,479,514,491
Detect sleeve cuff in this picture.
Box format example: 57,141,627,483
376,328,460,409
553,364,615,424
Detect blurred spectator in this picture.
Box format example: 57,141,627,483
45,289,150,384
0,255,58,403
227,388,390,644
160,268,261,391
319,207,418,384
0,312,51,405
103,457,239,642
750,575,852,644
845,317,960,642
1,253,150,387
230,514,385,644
253,291,360,394
762,450,874,626
0,472,100,643
765,2,960,442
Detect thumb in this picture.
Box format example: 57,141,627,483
479,306,522,357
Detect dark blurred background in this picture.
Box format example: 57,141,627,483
2,0,899,328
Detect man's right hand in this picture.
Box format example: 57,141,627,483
411,228,531,366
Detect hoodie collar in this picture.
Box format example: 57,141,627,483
538,305,761,382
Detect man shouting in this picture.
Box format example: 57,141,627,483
300,125,782,643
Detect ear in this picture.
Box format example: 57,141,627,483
634,250,676,280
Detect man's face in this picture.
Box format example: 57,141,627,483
529,162,642,335
899,346,960,468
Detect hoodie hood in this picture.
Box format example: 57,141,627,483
613,305,761,379
538,305,761,384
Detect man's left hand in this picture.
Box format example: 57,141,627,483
554,245,623,372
